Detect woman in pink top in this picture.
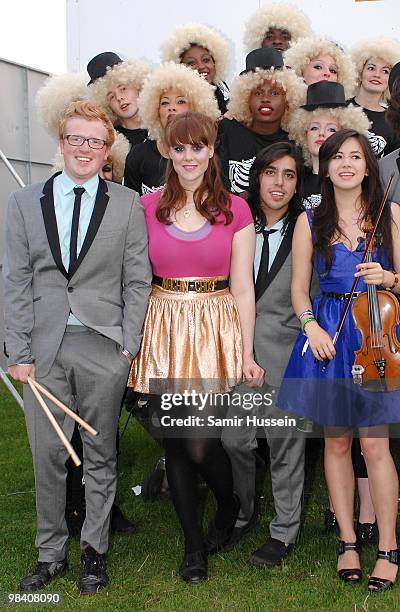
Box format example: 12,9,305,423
129,112,264,583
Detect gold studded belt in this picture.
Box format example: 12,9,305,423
152,275,229,293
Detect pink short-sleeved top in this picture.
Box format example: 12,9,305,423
141,191,254,278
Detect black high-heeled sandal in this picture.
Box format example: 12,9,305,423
337,541,362,583
368,549,399,593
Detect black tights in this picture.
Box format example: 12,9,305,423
163,436,236,553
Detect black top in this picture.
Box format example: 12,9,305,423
124,139,167,195
116,125,148,148
216,118,290,194
302,169,321,209
348,98,400,158
214,81,230,115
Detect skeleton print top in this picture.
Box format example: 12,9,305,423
124,139,167,196
347,98,400,159
216,118,290,194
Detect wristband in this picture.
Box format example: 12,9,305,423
301,316,316,335
298,309,314,320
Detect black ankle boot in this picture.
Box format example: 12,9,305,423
356,520,378,547
322,508,338,535
204,495,240,555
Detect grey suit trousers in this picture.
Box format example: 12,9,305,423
23,326,130,562
221,384,305,545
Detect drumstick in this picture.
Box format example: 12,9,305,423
30,379,98,437
27,377,81,467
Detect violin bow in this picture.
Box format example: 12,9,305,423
321,173,394,370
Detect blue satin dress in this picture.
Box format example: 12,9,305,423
278,210,400,427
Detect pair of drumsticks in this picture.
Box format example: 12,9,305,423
27,377,97,467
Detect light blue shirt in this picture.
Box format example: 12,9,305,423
53,171,99,325
254,217,285,278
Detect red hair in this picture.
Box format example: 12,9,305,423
157,112,232,225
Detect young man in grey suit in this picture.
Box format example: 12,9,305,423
3,101,152,594
380,62,400,201
222,142,308,566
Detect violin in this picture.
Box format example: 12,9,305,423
351,218,400,392
321,174,400,392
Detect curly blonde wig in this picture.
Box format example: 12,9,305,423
284,37,357,99
109,132,130,182
51,130,130,184
287,105,370,166
159,23,230,83
350,38,400,102
243,3,312,53
36,72,88,139
227,68,306,131
138,62,220,141
88,58,151,124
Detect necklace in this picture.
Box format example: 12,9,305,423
182,202,195,218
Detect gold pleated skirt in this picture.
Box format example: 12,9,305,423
128,285,243,394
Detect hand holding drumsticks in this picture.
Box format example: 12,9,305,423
26,376,97,467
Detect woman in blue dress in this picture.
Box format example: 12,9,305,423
279,128,400,592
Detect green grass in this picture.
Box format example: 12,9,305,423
0,384,398,611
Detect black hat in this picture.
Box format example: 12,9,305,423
389,61,400,94
87,52,122,85
240,47,284,75
301,81,347,111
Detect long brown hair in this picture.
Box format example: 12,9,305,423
313,129,393,271
157,112,232,225
387,78,400,138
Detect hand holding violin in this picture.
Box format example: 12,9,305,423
355,263,397,289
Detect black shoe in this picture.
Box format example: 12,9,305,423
337,540,362,584
322,508,338,535
141,458,168,502
250,537,292,568
79,546,108,595
204,495,240,555
179,551,208,584
19,559,68,592
356,521,378,547
111,504,136,535
225,502,260,550
368,548,399,593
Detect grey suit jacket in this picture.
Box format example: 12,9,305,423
3,173,152,377
254,222,318,387
379,147,400,203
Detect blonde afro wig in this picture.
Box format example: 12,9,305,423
160,23,230,83
138,62,220,141
287,105,370,166
89,58,151,124
284,37,357,99
36,72,88,139
51,131,130,184
350,38,400,102
243,3,312,53
227,68,306,132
